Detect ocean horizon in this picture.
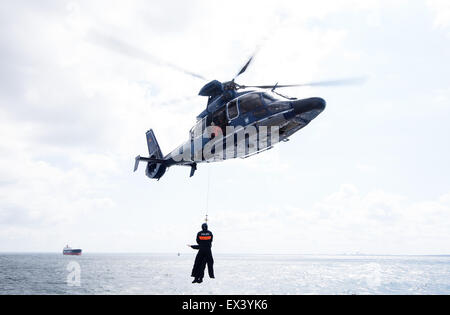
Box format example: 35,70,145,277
1,253,449,295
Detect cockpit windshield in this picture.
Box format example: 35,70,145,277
262,93,277,104
262,92,291,112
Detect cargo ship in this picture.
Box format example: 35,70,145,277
63,245,82,256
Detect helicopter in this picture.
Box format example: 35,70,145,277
133,53,361,180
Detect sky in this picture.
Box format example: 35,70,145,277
0,0,449,254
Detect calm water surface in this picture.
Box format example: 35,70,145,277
1,254,449,295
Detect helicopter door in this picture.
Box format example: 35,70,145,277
226,100,239,121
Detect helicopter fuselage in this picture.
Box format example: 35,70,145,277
134,89,325,179
163,90,326,167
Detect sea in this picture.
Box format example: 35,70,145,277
0,254,449,295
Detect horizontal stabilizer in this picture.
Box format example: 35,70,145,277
134,155,167,172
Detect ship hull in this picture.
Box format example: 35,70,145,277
63,250,82,256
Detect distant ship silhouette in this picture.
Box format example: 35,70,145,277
63,245,82,256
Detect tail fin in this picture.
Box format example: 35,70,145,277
146,129,164,159
134,130,167,180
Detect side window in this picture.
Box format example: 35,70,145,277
239,94,263,114
227,100,239,120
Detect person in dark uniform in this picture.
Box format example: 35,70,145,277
188,223,215,283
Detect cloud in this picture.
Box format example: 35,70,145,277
427,0,450,29
210,185,450,254
0,0,449,254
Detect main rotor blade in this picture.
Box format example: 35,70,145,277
87,31,207,81
241,77,367,89
233,56,255,81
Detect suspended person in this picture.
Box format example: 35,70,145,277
188,223,215,283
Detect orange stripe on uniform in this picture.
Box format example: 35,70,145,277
199,236,211,241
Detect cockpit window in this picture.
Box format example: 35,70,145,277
262,93,276,104
239,93,263,114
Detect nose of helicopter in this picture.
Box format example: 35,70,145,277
292,97,326,115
